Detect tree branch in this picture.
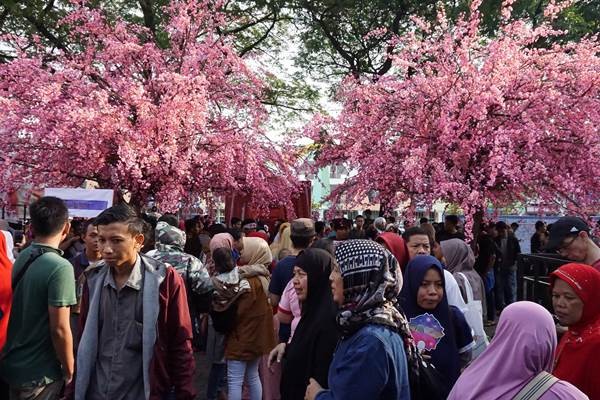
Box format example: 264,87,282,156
303,2,359,77
238,13,278,57
225,11,275,35
138,0,157,37
261,100,314,112
22,12,67,51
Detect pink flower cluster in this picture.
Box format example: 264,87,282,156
304,3,600,237
0,0,300,212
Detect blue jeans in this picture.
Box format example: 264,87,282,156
501,269,517,306
227,358,262,400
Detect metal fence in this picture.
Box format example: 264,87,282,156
516,253,569,311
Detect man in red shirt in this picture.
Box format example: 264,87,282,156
547,216,600,271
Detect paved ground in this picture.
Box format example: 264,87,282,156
194,352,212,400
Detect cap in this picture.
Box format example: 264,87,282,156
291,218,316,237
547,216,589,251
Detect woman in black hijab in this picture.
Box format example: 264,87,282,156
268,248,339,400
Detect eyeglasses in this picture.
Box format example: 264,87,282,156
557,235,578,255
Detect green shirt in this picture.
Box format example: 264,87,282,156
0,243,77,386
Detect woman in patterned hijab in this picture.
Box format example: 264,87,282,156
305,239,411,400
333,239,404,335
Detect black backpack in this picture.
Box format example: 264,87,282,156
209,302,238,334
184,258,212,313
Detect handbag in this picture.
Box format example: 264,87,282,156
457,272,489,359
397,308,451,400
410,353,452,400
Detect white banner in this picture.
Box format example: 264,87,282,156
44,188,114,218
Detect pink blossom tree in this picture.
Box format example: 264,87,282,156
0,0,299,211
304,0,600,237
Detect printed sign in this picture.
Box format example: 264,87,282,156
44,188,114,218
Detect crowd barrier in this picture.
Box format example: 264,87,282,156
516,253,568,311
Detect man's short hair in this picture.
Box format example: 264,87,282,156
94,204,146,235
332,218,351,230
419,217,429,224
365,225,379,240
29,196,69,237
374,217,387,231
355,215,364,221
315,221,325,235
290,234,313,249
230,217,241,226
311,238,335,255
445,215,459,225
228,228,243,241
420,223,436,243
184,218,198,233
208,223,227,237
535,220,546,230
213,247,235,274
83,218,97,234
158,213,179,228
495,221,508,231
70,219,86,237
402,226,429,241
141,213,158,230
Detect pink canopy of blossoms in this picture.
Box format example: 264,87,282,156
304,0,600,235
0,0,299,211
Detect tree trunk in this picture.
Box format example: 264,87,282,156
470,209,484,255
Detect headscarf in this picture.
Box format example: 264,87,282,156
0,230,15,263
334,239,403,337
0,233,13,351
420,223,437,242
239,236,272,295
247,231,269,242
209,233,234,252
376,232,409,271
449,301,584,400
240,236,273,266
207,233,235,276
441,239,475,273
441,238,486,305
270,223,292,259
551,263,600,398
400,255,461,386
281,248,339,399
444,270,468,314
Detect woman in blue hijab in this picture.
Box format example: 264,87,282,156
400,255,474,387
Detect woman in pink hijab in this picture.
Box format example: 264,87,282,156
448,301,587,400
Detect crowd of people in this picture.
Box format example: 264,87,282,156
0,197,599,400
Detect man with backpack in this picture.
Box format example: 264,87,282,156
147,220,213,349
0,196,76,400
66,204,195,400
